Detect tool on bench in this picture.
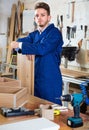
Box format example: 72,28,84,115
61,93,84,128
0,107,35,117
56,80,89,128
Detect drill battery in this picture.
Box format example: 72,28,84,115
67,117,83,128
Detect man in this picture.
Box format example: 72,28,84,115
11,2,64,104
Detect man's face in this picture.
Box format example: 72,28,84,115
34,8,51,28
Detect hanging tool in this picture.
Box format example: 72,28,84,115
57,15,60,28
71,26,76,38
84,25,88,38
66,26,71,40
60,15,63,33
60,15,63,28
80,25,83,30
71,1,75,23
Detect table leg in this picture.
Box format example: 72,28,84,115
63,81,70,107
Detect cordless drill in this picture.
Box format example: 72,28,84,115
60,93,84,128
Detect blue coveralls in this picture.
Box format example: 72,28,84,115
17,24,64,104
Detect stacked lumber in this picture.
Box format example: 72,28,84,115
6,1,24,72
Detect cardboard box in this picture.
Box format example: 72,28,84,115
0,77,28,108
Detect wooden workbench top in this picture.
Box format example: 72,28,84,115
0,95,89,130
61,67,89,78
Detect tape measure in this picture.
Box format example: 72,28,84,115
54,109,60,115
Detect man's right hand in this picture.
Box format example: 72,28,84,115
11,41,19,50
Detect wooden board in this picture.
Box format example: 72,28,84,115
0,87,28,108
6,4,16,72
61,67,89,78
0,48,2,61
17,54,34,95
0,77,21,88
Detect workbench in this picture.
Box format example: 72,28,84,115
0,95,89,130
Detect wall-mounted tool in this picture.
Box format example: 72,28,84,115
80,25,83,30
61,40,81,68
66,26,71,40
57,15,60,28
60,15,63,28
71,1,75,23
61,46,79,61
84,25,88,38
60,15,63,33
71,25,77,38
56,15,63,33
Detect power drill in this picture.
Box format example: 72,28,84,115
60,93,84,128
59,80,89,128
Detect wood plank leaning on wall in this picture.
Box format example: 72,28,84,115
6,4,16,72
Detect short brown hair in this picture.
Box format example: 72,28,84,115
34,2,50,15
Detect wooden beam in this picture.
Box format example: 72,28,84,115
17,54,34,95
6,4,16,72
71,1,75,23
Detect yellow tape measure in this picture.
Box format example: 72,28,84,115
54,109,60,115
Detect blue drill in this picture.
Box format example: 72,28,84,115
60,93,84,128
60,80,89,128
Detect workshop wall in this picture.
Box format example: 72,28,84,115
0,0,18,62
0,0,19,33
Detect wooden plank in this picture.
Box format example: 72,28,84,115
29,55,34,95
0,77,21,88
0,87,28,108
16,88,28,107
0,87,20,93
0,93,14,107
16,1,24,36
17,54,34,95
61,67,89,78
6,4,16,72
71,1,75,23
0,48,2,61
